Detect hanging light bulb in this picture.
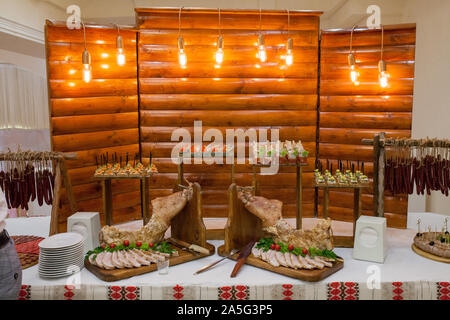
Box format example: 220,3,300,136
177,7,186,68
379,60,389,88
257,9,266,63
178,36,187,67
258,34,266,63
81,23,91,83
285,10,293,66
215,9,224,66
378,25,389,88
116,25,125,66
348,25,360,86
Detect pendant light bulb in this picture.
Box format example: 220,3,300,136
258,34,266,63
286,38,293,66
178,36,187,67
348,53,360,86
116,32,125,66
379,60,389,88
215,35,224,65
82,49,91,83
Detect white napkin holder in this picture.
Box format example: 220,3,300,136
353,216,387,263
67,212,101,254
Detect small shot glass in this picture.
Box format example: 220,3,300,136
157,259,169,275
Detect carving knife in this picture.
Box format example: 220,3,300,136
230,240,256,278
193,249,239,275
167,238,210,256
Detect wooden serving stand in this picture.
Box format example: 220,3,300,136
218,184,343,282
313,182,369,248
86,162,215,281
94,174,154,226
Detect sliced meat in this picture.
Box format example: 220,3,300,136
94,252,106,269
124,251,141,267
118,250,134,268
261,250,269,261
88,254,96,266
284,252,295,268
111,251,124,268
305,255,324,269
275,251,288,267
267,250,280,267
102,252,115,270
251,246,262,258
297,255,314,269
314,256,333,268
290,253,302,269
129,250,151,266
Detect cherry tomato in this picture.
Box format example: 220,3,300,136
136,241,142,247
288,245,294,251
109,243,116,249
270,244,276,250
123,240,130,247
100,243,106,249
275,244,281,251
149,243,154,248
302,248,308,255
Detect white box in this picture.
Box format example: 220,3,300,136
353,216,387,263
67,212,101,254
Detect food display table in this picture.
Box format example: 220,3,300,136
6,214,449,300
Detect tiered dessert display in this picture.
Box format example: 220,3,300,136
86,158,215,281
412,218,449,263
313,160,369,247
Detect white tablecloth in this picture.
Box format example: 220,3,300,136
5,214,450,300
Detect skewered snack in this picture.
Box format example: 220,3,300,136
251,140,308,165
99,183,194,245
413,218,450,259
237,187,334,251
94,152,158,178
179,143,233,157
85,241,178,270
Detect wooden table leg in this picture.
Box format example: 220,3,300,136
142,177,151,225
353,188,362,236
102,179,113,226
296,164,303,230
49,161,62,236
323,187,329,219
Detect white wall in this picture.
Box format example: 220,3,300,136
400,0,450,216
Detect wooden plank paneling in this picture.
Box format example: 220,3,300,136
137,8,321,219
319,25,416,228
46,22,140,226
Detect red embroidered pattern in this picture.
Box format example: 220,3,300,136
218,285,249,300
327,282,359,300
282,284,293,300
108,286,140,300
18,285,31,300
173,284,184,300
437,282,450,300
392,282,403,300
64,285,75,300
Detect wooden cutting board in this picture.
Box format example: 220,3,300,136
411,244,450,264
85,242,215,282
219,246,343,282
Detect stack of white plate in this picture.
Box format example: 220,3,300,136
38,232,84,278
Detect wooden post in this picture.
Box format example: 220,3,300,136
102,179,113,225
372,133,381,217
49,160,62,236
177,158,184,185
142,177,151,225
323,187,329,219
376,132,386,217
353,188,362,236
296,163,303,229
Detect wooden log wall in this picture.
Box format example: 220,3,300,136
136,8,322,218
319,24,416,228
45,21,141,230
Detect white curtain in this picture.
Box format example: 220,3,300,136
0,63,49,129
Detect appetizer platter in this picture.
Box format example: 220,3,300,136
313,159,369,188
218,184,343,282
178,143,234,158
85,175,215,281
251,140,309,165
411,218,450,263
94,152,158,178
